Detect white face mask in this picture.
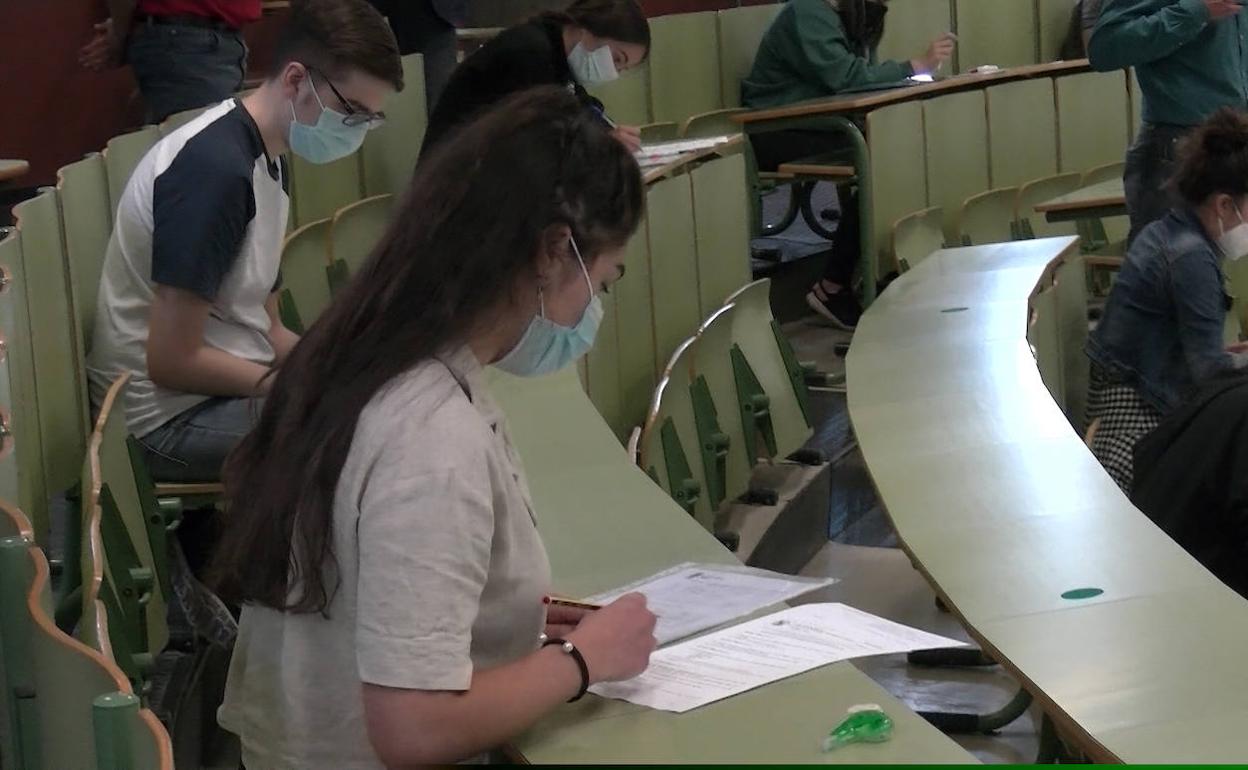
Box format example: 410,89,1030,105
1218,208,1248,262
568,41,619,86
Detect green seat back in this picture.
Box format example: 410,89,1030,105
877,0,955,70
158,106,208,137
1018,172,1082,239
585,291,626,439
892,206,945,273
691,302,752,506
1037,0,1074,62
0,536,171,770
640,337,713,529
12,190,90,534
957,187,1019,245
84,375,169,658
867,101,927,278
725,279,811,460
104,128,160,219
955,0,1037,72
691,153,752,317
646,175,701,374
329,194,394,280
279,219,334,334
924,90,989,243
290,151,364,229
587,66,652,127
649,12,722,125
362,53,428,197
987,79,1058,188
717,4,782,109
56,153,112,354
0,230,45,540
484,367,735,598
614,213,657,440
1057,70,1130,173
1054,254,1089,428
1028,282,1063,410
0,341,17,515
1082,161,1124,186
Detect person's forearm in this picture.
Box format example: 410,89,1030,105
148,344,272,398
269,323,300,366
108,0,137,39
366,646,583,766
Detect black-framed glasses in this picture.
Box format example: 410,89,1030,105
308,67,386,129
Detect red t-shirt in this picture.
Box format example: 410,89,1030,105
136,0,261,29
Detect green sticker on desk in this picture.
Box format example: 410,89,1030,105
1061,587,1103,600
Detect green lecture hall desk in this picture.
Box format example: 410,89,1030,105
487,368,974,764
849,236,1248,763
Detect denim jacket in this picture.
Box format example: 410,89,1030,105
1087,207,1248,413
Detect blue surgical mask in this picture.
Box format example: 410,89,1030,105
567,41,619,86
496,237,604,377
288,74,368,165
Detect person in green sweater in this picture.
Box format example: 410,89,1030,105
742,0,954,329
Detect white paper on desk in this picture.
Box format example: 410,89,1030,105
585,562,835,645
590,603,966,713
634,135,735,168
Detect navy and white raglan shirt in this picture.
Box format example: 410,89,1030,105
87,98,289,438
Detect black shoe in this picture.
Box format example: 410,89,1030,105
806,284,861,330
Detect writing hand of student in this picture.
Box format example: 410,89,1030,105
79,20,124,71
1206,0,1244,22
611,125,643,153
567,593,656,683
911,33,956,76
544,602,591,638
1227,340,1248,354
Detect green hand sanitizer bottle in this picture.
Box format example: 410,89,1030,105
821,704,894,752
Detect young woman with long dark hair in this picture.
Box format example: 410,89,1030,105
213,87,657,768
421,0,651,155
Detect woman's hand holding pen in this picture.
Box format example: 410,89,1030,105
611,125,642,153
557,593,656,683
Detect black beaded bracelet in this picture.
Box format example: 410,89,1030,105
542,637,590,702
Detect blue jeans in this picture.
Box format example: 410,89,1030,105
137,397,263,483
1123,122,1189,247
126,22,247,124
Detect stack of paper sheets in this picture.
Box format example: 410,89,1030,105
634,136,736,169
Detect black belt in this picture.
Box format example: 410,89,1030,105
137,13,238,32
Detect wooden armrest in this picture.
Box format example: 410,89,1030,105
776,162,855,179
154,482,224,498
1085,255,1124,268
758,171,797,181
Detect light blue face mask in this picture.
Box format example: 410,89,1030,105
496,237,604,377
567,41,619,86
288,73,369,165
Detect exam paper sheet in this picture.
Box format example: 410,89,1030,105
585,562,835,645
590,603,966,713
634,136,735,168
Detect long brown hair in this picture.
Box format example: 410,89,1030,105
542,0,651,54
212,87,644,613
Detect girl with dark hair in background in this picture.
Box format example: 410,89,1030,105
213,87,657,768
1087,107,1248,492
421,0,651,155
742,0,955,330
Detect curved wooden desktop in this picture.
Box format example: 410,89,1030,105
848,236,1248,763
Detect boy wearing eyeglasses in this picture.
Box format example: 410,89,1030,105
87,0,403,484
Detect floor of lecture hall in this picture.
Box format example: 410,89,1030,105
781,319,1042,764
